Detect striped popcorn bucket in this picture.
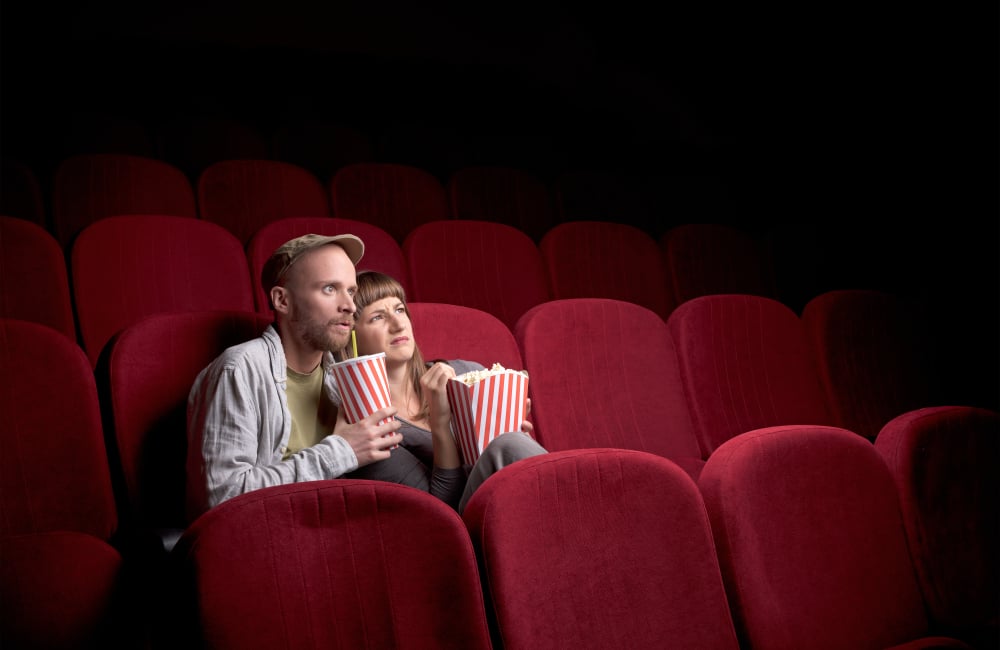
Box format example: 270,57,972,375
446,370,529,465
331,352,397,447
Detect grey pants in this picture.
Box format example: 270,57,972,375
346,432,547,513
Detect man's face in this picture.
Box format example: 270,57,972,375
276,244,357,353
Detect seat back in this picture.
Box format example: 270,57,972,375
174,480,492,650
462,448,740,650
514,298,703,477
404,219,551,329
246,216,408,313
875,406,1000,647
197,159,330,245
447,165,555,242
541,220,673,320
802,289,935,440
51,153,197,250
71,215,256,367
407,302,522,371
0,318,117,539
0,216,76,339
1,531,139,649
330,162,450,243
660,223,778,307
667,294,834,457
105,310,270,538
699,425,963,649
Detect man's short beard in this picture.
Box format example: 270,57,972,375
294,316,349,354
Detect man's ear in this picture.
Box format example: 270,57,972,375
271,286,289,314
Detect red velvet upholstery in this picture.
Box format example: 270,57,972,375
71,215,256,367
541,220,673,320
246,216,409,313
462,448,740,650
699,425,973,649
802,289,935,440
408,302,523,371
105,310,271,540
197,159,330,245
404,219,551,329
330,162,450,243
51,153,197,250
0,318,117,539
175,480,492,650
667,294,835,457
447,165,555,242
514,298,704,478
660,223,777,307
875,406,1000,647
0,531,138,649
0,216,76,339
0,159,46,226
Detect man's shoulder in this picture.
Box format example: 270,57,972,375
206,334,272,374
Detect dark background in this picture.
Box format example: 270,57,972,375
1,1,997,407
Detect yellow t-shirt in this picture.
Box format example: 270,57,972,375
284,365,337,458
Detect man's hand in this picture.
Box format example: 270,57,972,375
332,406,403,467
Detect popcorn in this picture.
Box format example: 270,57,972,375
447,363,529,465
454,362,528,386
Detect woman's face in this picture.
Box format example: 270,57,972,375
353,296,416,367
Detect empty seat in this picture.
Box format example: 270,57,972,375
801,289,936,440
246,216,408,313
0,318,140,648
875,406,1000,648
330,162,450,243
173,480,492,650
0,158,46,226
541,220,674,320
699,425,973,649
0,216,76,339
51,153,197,250
667,294,835,458
514,298,704,477
1,531,137,650
404,219,551,330
660,223,778,307
407,302,523,371
197,159,330,245
462,448,740,650
447,165,556,242
104,309,271,551
71,215,256,367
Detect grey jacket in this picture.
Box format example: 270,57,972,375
186,325,357,522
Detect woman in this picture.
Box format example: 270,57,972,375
342,270,547,513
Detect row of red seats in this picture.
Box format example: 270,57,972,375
0,213,776,365
2,304,995,648
2,153,667,247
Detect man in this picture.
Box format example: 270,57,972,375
185,234,403,522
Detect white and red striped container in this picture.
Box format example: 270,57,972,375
446,369,529,465
331,352,397,447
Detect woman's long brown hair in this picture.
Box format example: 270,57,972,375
352,270,430,421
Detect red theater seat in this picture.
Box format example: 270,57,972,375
463,449,740,650
407,302,523,372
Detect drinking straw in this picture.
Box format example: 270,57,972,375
351,330,358,358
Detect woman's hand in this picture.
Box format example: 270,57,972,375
520,397,534,436
420,362,461,468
